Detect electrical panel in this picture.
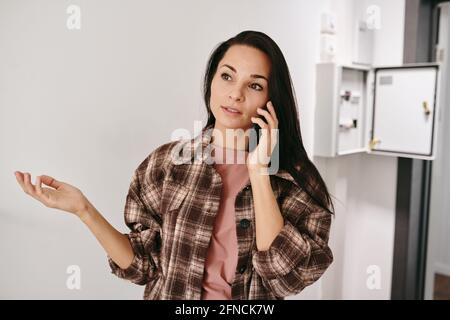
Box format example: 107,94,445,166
314,62,440,160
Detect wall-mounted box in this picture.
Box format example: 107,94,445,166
314,62,441,160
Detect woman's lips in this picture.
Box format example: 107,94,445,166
221,106,242,116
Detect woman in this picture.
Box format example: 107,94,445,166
14,30,335,300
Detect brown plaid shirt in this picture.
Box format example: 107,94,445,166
107,124,333,300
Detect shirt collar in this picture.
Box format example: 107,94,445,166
171,123,299,186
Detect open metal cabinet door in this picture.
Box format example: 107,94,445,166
366,63,441,160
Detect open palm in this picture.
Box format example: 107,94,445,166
14,171,89,216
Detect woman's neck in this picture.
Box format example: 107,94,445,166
211,123,250,151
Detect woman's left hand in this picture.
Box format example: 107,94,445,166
247,100,279,174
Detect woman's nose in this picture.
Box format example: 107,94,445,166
229,87,244,101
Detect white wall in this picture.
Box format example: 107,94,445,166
425,1,450,300
0,0,331,299
0,0,408,300
433,2,450,281
318,0,405,299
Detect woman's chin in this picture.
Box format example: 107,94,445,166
216,118,249,130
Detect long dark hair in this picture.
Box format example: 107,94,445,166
202,30,335,215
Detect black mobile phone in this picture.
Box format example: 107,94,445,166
251,104,269,146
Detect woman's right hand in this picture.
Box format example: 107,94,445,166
14,171,91,219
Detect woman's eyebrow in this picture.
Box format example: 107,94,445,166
220,64,268,82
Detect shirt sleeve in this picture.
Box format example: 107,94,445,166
251,183,334,298
107,151,164,286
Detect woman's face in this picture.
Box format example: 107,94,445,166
210,44,271,130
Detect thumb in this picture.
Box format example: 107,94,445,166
40,175,64,189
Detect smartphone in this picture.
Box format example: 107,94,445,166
251,103,269,147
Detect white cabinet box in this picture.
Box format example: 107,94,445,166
314,62,441,160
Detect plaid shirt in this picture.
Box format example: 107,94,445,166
107,124,333,300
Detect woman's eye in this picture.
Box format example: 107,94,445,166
221,73,231,81
250,83,263,91
220,73,263,91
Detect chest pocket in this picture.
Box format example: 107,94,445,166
161,179,190,213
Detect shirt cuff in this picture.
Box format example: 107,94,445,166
107,233,151,284
252,219,310,280
107,250,143,280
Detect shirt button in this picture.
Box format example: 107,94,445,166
239,265,247,274
239,219,251,229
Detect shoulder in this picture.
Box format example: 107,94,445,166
134,139,190,184
272,165,330,213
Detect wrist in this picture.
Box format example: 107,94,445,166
248,167,271,185
77,200,95,223
248,165,270,177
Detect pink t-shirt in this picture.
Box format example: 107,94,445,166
200,143,250,300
